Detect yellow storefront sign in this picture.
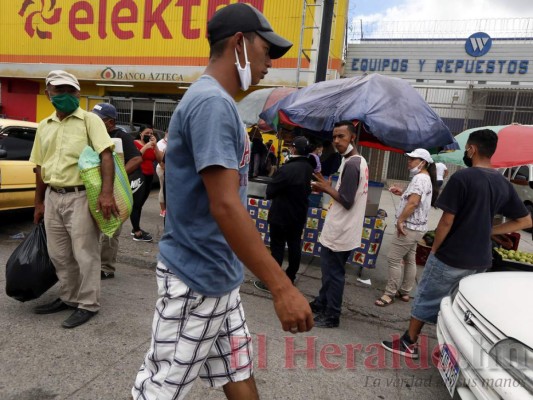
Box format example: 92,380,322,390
1,0,347,85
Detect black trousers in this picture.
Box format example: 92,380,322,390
269,222,305,282
129,174,148,232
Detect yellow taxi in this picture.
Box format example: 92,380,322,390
0,119,38,211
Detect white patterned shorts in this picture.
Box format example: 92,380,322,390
132,262,253,400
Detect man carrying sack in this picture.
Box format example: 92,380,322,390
30,70,116,329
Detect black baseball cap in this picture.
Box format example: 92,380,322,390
207,3,292,59
291,136,310,155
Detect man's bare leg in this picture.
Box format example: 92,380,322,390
223,376,260,400
408,317,425,342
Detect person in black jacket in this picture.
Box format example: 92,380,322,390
254,136,314,291
92,103,143,279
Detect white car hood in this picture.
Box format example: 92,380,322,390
459,272,533,347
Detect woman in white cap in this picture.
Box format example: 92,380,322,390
375,148,439,307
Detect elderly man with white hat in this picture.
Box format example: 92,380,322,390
30,70,115,329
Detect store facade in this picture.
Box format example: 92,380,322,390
345,29,533,181
0,0,348,129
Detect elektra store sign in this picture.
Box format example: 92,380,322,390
348,32,531,82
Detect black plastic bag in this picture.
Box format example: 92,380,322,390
5,222,58,302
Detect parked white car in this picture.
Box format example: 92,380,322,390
436,272,533,399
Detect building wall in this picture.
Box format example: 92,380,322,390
0,79,39,121
1,0,347,87
346,36,533,85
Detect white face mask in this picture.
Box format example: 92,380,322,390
235,40,251,91
341,144,354,156
409,161,424,178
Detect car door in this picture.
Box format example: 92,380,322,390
0,125,37,211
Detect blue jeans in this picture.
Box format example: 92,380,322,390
314,246,352,317
411,253,483,324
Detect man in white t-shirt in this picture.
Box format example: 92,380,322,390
435,162,448,188
309,121,369,328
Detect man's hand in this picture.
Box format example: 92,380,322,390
311,172,332,193
33,202,45,224
97,192,118,220
396,220,407,236
272,286,314,333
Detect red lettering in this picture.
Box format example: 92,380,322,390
257,334,267,369
176,0,201,39
238,0,264,12
69,1,94,40
319,343,342,370
363,343,387,370
284,336,317,369
111,0,138,40
207,0,231,22
143,0,172,39
98,0,107,39
229,336,252,371
344,343,362,369
404,335,431,370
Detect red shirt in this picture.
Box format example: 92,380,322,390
135,140,156,175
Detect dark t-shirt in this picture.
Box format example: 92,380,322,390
109,128,142,182
435,167,528,270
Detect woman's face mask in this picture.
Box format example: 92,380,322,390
235,39,251,91
50,93,79,114
409,161,424,178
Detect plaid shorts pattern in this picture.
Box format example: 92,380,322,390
132,262,253,400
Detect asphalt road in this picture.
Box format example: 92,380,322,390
1,186,531,400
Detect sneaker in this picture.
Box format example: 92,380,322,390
309,299,325,315
160,210,166,217
133,231,153,242
381,331,419,359
253,280,270,293
131,229,149,236
101,271,115,280
314,313,340,328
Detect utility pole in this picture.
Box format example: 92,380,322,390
315,0,335,82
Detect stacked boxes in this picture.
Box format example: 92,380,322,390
247,199,386,269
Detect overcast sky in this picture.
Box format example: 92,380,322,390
349,0,533,21
348,0,533,39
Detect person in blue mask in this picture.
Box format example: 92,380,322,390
30,70,116,329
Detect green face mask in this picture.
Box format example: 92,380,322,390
51,93,80,114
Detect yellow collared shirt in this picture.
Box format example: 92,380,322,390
30,108,114,187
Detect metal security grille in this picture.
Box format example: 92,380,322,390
375,85,533,183
153,100,178,131
109,98,134,126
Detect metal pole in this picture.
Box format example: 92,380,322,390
315,0,335,82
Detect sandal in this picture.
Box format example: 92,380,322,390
375,294,394,307
396,293,410,302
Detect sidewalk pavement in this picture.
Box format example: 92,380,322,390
0,185,531,400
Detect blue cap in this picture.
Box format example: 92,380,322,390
92,103,117,120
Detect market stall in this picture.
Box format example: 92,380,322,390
247,198,387,269
238,73,458,271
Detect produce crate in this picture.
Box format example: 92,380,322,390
491,249,533,272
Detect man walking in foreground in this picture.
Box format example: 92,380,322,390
30,70,116,328
309,121,369,328
381,129,532,359
132,4,313,400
